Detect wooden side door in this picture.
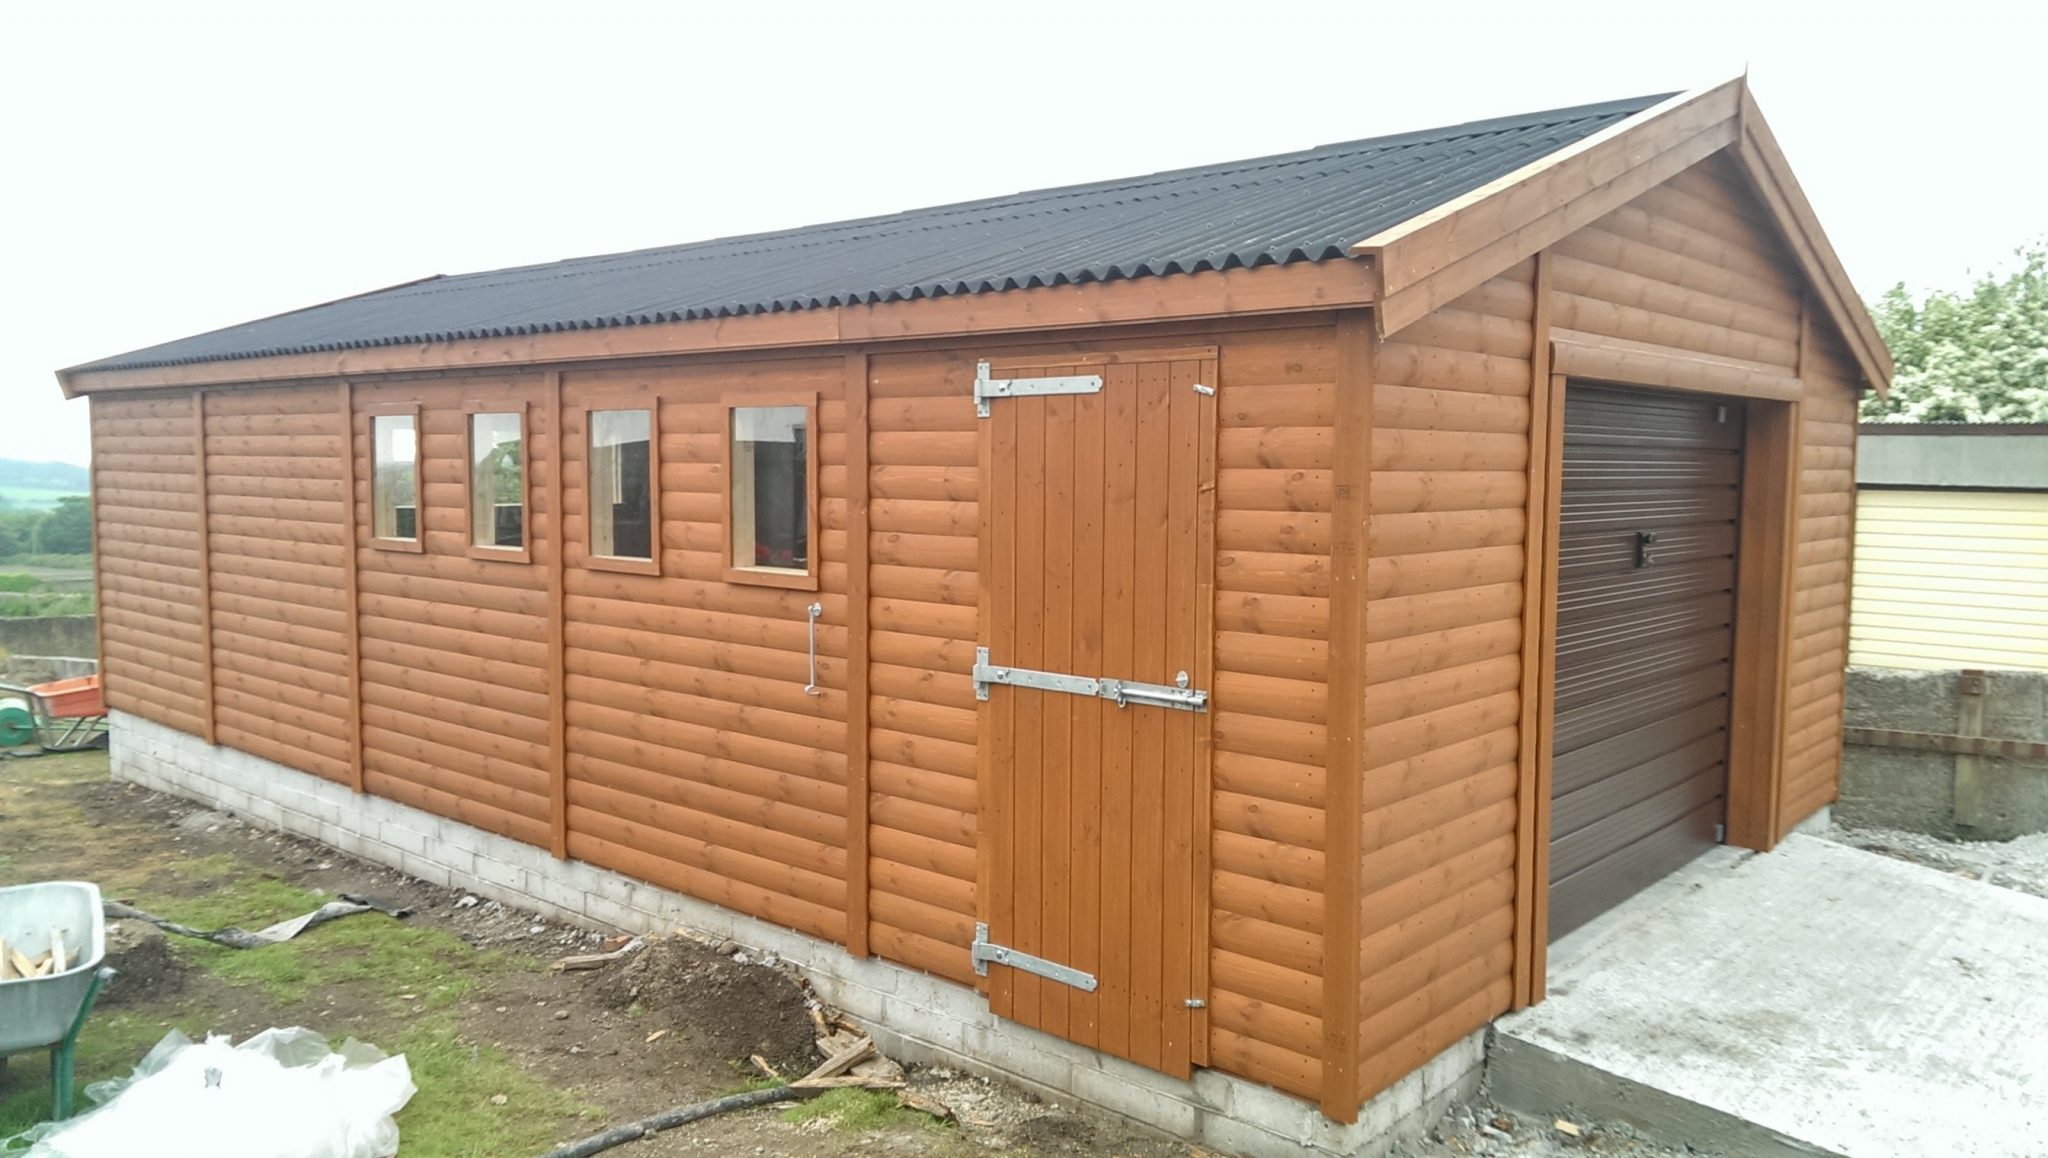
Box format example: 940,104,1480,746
979,349,1216,1077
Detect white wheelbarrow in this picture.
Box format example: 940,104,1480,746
0,881,114,1122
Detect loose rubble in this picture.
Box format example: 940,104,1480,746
1400,1102,1702,1156
1825,821,2048,900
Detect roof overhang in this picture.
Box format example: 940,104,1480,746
1352,76,1893,396
56,258,1380,396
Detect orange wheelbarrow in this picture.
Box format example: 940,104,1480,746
0,676,108,752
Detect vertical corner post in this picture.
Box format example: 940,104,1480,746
844,351,873,956
191,389,218,746
337,381,367,793
1512,252,1554,1008
544,369,569,859
1322,310,1377,1120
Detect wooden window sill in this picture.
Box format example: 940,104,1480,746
368,536,424,554
724,565,817,591
588,554,660,577
466,544,534,564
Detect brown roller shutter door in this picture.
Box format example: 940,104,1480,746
1550,385,1743,940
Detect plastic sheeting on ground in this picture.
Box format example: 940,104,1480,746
5,1027,415,1158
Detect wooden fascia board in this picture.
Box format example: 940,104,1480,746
1354,79,1745,337
56,259,1378,396
1728,88,1895,396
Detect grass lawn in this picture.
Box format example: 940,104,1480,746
0,750,1168,1158
0,752,599,1156
0,556,93,572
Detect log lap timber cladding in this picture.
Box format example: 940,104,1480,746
70,76,1886,1126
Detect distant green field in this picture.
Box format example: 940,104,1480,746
0,486,84,511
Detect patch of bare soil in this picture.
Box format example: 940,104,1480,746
595,937,820,1078
95,918,190,1007
11,753,1201,1156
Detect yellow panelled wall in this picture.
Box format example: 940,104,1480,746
1849,489,2048,672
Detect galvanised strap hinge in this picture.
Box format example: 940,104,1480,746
973,361,1104,418
972,647,1208,712
971,923,1099,991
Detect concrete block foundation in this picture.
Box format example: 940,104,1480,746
109,709,1481,1157
1840,667,2048,839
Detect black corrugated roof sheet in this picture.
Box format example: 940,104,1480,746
74,93,1667,373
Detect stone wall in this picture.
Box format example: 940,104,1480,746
0,616,97,661
1839,667,2048,840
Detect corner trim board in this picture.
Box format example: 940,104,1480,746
1323,310,1376,1120
544,370,569,858
843,351,872,956
1511,254,1554,1010
338,380,367,793
191,388,217,746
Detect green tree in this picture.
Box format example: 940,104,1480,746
35,494,93,555
1862,241,2048,422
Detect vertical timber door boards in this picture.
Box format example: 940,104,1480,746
1324,312,1374,1120
338,381,367,794
844,351,873,957
979,348,1217,1078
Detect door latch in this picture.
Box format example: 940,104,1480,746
972,648,1208,711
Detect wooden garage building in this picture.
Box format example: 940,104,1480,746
61,78,1889,1125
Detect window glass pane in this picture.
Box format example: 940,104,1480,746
590,409,652,560
371,414,418,541
731,405,808,572
470,412,524,549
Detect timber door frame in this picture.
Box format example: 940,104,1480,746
973,344,1218,1076
1514,346,1804,1007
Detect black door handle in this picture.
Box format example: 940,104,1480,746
1635,530,1659,569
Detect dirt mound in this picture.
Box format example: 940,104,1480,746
97,919,189,1007
595,937,818,1076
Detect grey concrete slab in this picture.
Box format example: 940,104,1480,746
1493,835,2048,1157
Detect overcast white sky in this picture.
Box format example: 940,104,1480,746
5,1,2042,466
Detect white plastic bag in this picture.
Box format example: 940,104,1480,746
10,1027,415,1158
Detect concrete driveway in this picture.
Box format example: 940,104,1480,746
1491,833,2048,1157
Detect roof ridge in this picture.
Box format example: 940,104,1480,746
68,90,1672,375
422,93,1675,284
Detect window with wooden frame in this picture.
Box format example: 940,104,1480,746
466,405,529,561
585,405,659,574
723,394,817,590
368,407,423,552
